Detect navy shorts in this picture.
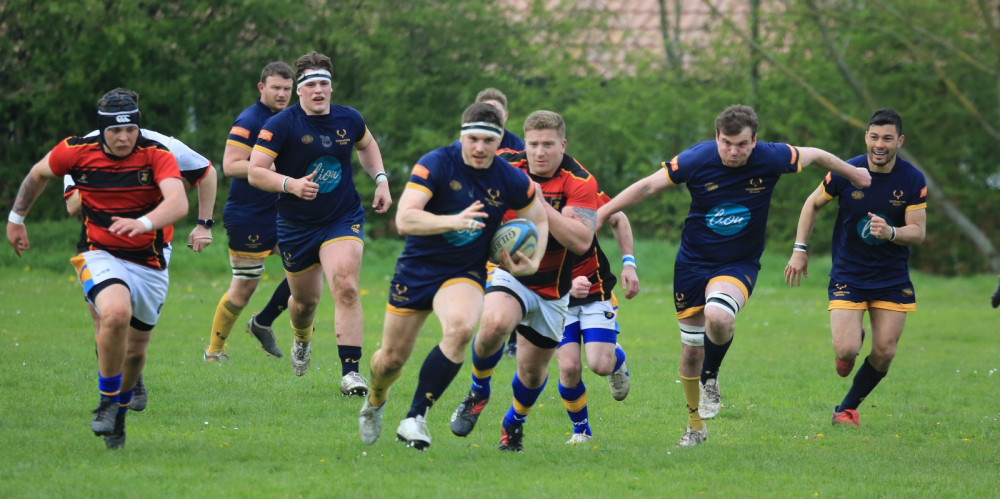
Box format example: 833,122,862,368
828,280,916,312
387,259,487,314
277,211,365,274
673,260,758,319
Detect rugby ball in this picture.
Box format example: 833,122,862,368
490,218,538,264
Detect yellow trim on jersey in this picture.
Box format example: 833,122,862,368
905,202,927,212
513,195,540,215
660,160,678,186
440,277,484,293
386,303,423,316
228,248,274,259
405,182,433,198
320,235,365,248
562,392,588,412
707,275,750,301
226,139,253,151
285,262,321,276
252,144,279,159
820,182,834,200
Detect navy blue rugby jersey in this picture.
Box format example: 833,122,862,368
224,99,281,224
665,140,801,266
397,143,536,267
254,102,367,226
823,154,927,287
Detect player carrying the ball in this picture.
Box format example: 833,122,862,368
358,102,548,450
449,110,601,452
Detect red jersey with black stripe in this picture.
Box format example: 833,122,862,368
568,189,617,306
499,150,599,299
48,135,181,269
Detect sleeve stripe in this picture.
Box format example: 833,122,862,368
405,182,433,198
226,139,253,151
252,145,279,158
905,202,927,212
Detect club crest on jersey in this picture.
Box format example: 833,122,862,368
833,283,850,297
485,188,503,207
450,180,462,191
301,135,314,144
705,203,750,236
901,287,914,298
320,135,333,148
282,251,296,267
351,224,360,234
604,311,615,320
745,177,766,194
705,183,718,192
852,190,865,200
889,189,907,207
336,128,347,138
137,170,152,185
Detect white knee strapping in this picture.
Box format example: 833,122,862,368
232,263,264,280
680,324,706,347
705,291,741,319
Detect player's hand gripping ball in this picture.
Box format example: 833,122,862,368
490,218,538,264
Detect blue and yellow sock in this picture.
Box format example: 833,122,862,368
98,372,122,404
406,345,462,418
255,279,291,327
291,323,313,343
502,373,547,427
118,387,134,415
558,381,591,435
338,345,362,376
469,338,504,396
837,356,887,412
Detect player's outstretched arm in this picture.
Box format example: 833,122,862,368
597,168,672,227
7,152,58,257
396,192,487,237
799,147,871,189
784,185,829,287
608,210,640,299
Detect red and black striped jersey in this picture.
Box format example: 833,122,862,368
499,150,599,299
49,135,181,269
568,190,618,306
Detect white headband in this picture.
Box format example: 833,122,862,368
460,121,503,139
297,69,332,89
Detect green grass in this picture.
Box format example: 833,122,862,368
1,220,998,497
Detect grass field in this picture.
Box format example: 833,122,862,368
1,220,998,497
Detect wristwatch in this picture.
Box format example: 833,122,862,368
197,218,214,228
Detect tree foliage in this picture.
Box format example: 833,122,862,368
1,0,996,273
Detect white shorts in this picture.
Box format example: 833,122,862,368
487,268,569,344
565,300,617,331
71,248,171,328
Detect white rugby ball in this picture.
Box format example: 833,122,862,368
490,218,538,264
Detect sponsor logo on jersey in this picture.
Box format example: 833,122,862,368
851,190,865,200
705,182,718,192
308,156,343,193
320,135,333,148
258,129,274,141
301,135,314,144
705,203,750,236
450,180,462,191
412,164,429,179
857,213,891,245
230,126,251,139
